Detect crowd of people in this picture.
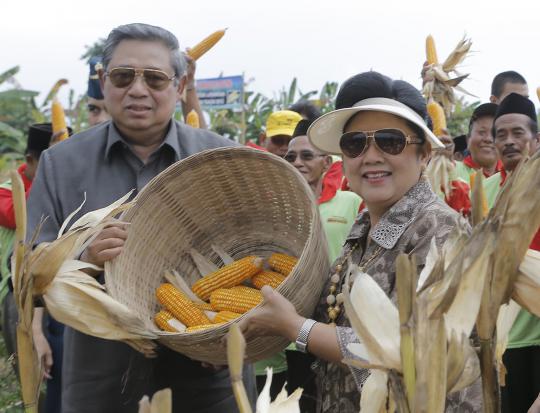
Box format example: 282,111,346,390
0,22,538,413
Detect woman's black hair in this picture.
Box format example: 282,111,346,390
336,71,429,142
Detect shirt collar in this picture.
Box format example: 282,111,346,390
104,120,181,162
346,179,437,249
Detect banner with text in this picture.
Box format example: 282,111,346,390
196,75,244,110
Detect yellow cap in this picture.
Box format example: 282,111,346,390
265,110,302,138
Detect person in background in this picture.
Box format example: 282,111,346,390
452,134,468,161
283,119,361,412
490,70,529,104
87,57,111,127
454,103,502,185
483,93,540,413
258,110,302,157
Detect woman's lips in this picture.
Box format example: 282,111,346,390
362,171,392,184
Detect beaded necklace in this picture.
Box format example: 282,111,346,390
326,240,384,324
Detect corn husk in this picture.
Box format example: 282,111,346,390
470,170,489,226
138,388,172,413
422,36,474,115
10,170,40,413
256,368,302,413
227,324,253,413
513,249,540,316
359,370,392,413
425,153,455,199
495,300,521,386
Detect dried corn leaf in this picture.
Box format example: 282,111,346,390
227,324,252,413
442,37,472,73
513,249,540,316
447,332,480,393
43,260,156,355
212,244,234,265
149,388,172,413
495,300,521,385
360,370,391,413
164,270,204,304
189,248,218,277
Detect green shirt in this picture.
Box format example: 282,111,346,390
319,190,362,263
454,161,476,186
484,172,540,348
0,181,15,303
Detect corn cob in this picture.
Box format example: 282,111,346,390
469,172,489,220
210,286,263,314
192,256,263,301
193,301,213,311
252,271,286,289
426,35,438,65
156,283,211,327
536,86,540,102
427,100,447,137
268,253,298,276
214,310,242,324
51,98,69,141
154,310,187,333
186,322,226,333
187,29,227,61
186,110,200,128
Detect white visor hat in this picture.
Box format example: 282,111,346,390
307,97,444,155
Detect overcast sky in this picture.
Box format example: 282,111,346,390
3,0,540,109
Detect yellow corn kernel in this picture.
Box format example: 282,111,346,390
469,172,489,218
268,253,298,276
192,256,263,301
427,101,447,137
156,283,211,327
154,310,186,333
210,286,263,314
187,29,227,61
252,271,286,289
193,301,214,311
213,311,242,324
186,322,226,333
426,35,438,65
51,98,69,141
186,110,200,128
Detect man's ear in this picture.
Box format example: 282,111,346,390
98,69,106,94
322,155,332,172
489,95,497,104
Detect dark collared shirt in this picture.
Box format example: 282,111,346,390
26,120,244,413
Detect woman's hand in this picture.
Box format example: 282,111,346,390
80,222,128,267
239,286,305,342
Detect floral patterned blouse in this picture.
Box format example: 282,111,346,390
312,179,482,413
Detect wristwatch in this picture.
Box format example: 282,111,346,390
295,319,317,353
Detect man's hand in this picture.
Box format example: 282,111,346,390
80,222,128,267
33,332,53,379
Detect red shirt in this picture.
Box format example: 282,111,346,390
0,163,33,229
463,154,503,178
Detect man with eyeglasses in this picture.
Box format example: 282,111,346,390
26,23,254,413
258,110,302,157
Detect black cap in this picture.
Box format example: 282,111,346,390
469,103,498,130
453,134,467,153
292,119,313,138
495,93,537,123
87,56,104,100
26,123,53,156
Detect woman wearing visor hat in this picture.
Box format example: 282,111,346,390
240,72,481,412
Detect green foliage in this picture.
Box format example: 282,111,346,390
80,38,106,63
447,97,479,138
206,77,338,144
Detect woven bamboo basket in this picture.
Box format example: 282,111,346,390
105,147,330,364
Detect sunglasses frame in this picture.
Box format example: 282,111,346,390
105,67,176,91
284,150,327,163
340,128,423,158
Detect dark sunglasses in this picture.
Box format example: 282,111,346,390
339,129,423,158
284,150,326,163
105,67,176,91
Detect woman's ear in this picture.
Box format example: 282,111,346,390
322,156,333,173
